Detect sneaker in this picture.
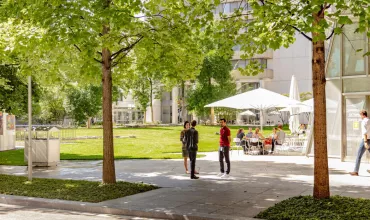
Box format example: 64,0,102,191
349,172,358,176
221,174,229,179
217,173,224,177
191,176,199,179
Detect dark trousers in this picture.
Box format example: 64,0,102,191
219,146,230,174
354,139,370,172
189,151,197,177
240,140,248,152
272,138,280,152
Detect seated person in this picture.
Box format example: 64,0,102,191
298,124,306,136
270,127,277,138
272,125,286,153
246,127,253,138
251,128,265,147
236,128,247,153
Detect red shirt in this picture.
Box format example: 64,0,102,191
220,126,231,147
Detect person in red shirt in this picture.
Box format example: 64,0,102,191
218,118,231,178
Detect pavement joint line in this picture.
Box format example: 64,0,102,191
0,194,260,220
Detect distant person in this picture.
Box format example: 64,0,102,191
350,110,370,176
237,128,247,153
272,125,286,154
218,118,231,178
185,120,199,179
298,124,306,136
251,128,265,151
180,121,190,174
252,128,265,140
246,127,253,138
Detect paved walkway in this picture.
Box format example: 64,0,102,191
0,203,159,220
1,151,370,219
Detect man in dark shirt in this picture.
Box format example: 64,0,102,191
185,120,199,179
218,118,231,178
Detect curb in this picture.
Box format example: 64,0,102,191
0,194,257,220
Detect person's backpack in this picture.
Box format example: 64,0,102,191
186,129,197,151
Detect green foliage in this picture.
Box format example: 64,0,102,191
66,85,102,124
187,53,236,117
38,87,66,124
0,65,41,116
0,174,158,203
256,195,370,220
0,0,217,86
300,92,313,101
215,0,370,68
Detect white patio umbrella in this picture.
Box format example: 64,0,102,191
240,110,256,116
205,88,302,131
279,98,337,113
289,75,300,134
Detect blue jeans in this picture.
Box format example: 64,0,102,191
354,139,370,172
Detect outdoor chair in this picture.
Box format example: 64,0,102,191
248,138,262,155
231,138,242,155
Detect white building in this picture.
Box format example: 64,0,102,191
113,0,313,125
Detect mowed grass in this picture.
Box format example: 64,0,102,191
0,174,158,203
0,125,288,165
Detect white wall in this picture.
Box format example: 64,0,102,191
264,33,313,95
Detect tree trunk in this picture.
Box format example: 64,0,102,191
87,117,92,129
101,22,116,184
312,11,330,199
143,110,146,124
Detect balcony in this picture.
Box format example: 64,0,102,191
232,49,273,60
231,68,273,80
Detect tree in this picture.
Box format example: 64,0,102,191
38,87,67,124
66,85,102,128
0,65,41,116
0,0,216,183
217,0,370,199
187,52,236,118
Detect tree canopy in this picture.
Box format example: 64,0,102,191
187,52,236,118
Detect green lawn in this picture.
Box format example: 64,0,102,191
0,174,158,203
256,195,370,220
0,125,288,165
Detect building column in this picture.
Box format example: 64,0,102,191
236,80,242,93
211,107,215,125
128,111,132,124
259,79,265,88
172,87,179,125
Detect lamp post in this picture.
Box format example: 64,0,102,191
28,76,32,181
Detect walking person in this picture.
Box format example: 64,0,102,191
180,121,190,174
185,120,199,179
218,118,231,178
350,110,370,176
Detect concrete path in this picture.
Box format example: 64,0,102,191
0,203,159,220
1,151,370,219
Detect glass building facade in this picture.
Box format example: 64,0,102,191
325,23,370,161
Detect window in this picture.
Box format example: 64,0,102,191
230,2,240,12
232,44,241,51
240,82,260,93
231,59,267,70
343,24,366,76
326,34,341,78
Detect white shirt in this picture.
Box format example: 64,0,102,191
361,117,370,139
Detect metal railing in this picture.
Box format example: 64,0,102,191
16,125,77,142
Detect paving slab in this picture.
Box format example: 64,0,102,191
1,152,370,219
